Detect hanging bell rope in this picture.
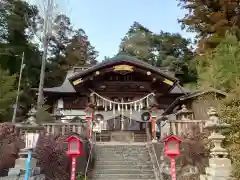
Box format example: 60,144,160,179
90,89,155,105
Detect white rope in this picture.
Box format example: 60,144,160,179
91,90,155,105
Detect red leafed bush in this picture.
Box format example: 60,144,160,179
34,132,92,180
0,123,24,177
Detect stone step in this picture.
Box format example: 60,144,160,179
95,154,150,161
96,156,151,162
96,151,149,156
95,160,152,166
94,173,155,179
97,145,146,148
97,148,148,151
95,168,153,174
96,149,148,154
95,164,153,169
92,179,155,180
97,147,148,151
96,151,148,155
96,151,149,155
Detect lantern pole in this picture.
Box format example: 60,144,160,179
70,156,77,180
170,157,177,180
24,133,39,180
24,150,32,180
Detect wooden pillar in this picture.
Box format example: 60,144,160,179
85,93,96,139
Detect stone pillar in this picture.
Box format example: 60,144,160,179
200,107,232,180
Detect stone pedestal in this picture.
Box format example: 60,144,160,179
8,149,40,177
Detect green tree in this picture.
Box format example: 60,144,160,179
153,31,196,83
119,23,196,84
0,67,17,122
197,34,240,91
65,29,98,66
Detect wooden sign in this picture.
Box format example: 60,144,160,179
163,78,174,86
113,64,134,72
73,78,83,85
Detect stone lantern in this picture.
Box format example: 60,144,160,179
200,107,232,180
176,104,193,120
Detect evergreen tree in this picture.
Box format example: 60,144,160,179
119,22,153,62
0,67,17,122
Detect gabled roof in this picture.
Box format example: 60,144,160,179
162,88,227,115
68,53,178,82
40,53,191,94
39,70,78,93
178,88,227,100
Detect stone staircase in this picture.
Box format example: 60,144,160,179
93,142,156,180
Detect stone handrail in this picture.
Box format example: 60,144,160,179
146,124,161,180
42,123,86,135
161,120,206,138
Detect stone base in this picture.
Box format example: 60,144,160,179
202,175,230,180
201,157,232,180
152,139,158,143
14,158,37,170
110,131,134,142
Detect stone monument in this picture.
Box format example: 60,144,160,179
200,107,232,180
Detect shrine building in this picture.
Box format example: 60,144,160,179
40,53,226,140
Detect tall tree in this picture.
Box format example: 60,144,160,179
119,21,153,62
0,0,43,119
177,0,240,52
43,14,99,87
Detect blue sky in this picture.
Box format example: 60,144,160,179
30,0,195,60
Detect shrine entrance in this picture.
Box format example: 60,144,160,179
94,114,151,142
98,115,148,131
